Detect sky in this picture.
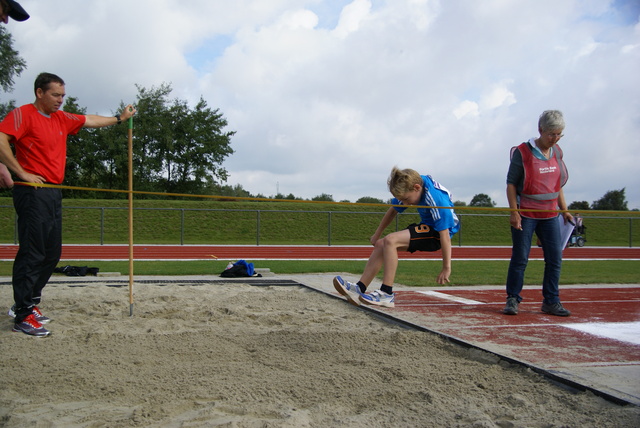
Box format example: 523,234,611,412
4,0,640,209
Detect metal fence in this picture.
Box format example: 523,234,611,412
0,205,637,247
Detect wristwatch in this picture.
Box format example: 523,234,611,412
115,114,122,125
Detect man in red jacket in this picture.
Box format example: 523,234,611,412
0,72,136,336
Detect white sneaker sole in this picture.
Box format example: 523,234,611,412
359,295,395,308
332,277,361,307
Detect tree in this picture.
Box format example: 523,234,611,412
58,83,236,198
1,26,27,118
132,83,236,196
453,200,467,207
568,201,590,211
62,97,133,198
0,99,17,121
62,97,92,196
591,188,628,211
357,196,384,204
469,193,496,207
311,193,334,202
214,183,252,198
164,96,235,194
0,26,26,94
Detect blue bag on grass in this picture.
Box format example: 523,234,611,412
220,259,256,277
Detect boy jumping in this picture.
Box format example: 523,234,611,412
334,167,460,308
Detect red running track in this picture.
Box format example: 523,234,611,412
0,244,638,260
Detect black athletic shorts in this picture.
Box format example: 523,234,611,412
406,223,442,253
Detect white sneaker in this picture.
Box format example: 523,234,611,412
359,289,395,308
333,276,363,306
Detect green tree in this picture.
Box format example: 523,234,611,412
453,200,467,207
0,99,17,121
311,193,334,202
213,183,252,198
0,26,26,94
58,83,236,198
62,97,90,196
133,83,235,196
469,193,496,207
592,188,628,211
62,97,131,198
1,26,27,119
568,201,590,211
357,196,384,204
168,97,235,194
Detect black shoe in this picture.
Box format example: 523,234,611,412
541,302,571,317
503,297,519,315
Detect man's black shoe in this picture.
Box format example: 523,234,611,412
503,297,519,315
541,302,571,317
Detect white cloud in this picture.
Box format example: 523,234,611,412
479,81,517,111
453,101,479,120
3,0,640,210
333,0,371,38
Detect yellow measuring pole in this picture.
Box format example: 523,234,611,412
128,114,134,316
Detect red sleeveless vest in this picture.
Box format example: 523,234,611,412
513,142,568,219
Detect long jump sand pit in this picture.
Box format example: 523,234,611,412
1,279,638,427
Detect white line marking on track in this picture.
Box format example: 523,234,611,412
562,321,640,346
416,290,485,305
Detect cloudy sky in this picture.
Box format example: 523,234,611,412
4,0,640,208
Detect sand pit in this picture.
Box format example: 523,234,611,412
1,278,638,427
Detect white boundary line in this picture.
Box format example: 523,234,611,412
416,290,485,305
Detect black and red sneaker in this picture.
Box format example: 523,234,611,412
8,305,51,324
12,313,51,337
31,306,51,324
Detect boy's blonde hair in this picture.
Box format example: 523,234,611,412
388,167,422,198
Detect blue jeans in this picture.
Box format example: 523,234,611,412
506,216,562,304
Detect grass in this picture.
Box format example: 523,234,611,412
1,260,637,286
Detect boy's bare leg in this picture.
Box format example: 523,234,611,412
360,230,410,287
359,244,384,286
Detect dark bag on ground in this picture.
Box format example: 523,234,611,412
220,260,261,278
54,265,100,276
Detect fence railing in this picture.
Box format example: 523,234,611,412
0,205,637,247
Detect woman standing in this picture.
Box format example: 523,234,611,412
503,110,573,317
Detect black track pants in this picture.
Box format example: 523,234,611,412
12,185,62,323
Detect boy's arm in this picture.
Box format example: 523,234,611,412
437,229,452,284
370,207,398,245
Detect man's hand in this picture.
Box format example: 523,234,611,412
119,104,137,121
0,164,13,188
16,171,45,184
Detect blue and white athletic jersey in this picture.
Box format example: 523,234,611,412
391,175,460,236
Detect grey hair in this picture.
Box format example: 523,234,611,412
538,110,565,132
